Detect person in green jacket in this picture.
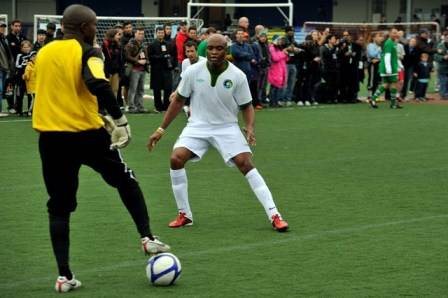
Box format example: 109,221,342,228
369,27,403,109
197,27,217,57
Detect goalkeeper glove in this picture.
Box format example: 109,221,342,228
102,115,131,150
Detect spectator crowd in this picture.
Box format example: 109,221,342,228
1,16,448,116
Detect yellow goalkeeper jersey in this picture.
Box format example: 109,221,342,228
32,39,104,132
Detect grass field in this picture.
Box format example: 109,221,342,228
1,102,447,297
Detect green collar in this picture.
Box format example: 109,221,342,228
207,60,229,87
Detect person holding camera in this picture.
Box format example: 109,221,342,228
148,26,177,112
253,30,270,106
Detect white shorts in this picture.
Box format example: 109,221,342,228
173,123,252,166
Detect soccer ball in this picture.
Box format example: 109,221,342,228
146,253,182,286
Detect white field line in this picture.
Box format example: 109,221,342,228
0,214,446,290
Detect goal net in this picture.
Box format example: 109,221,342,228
34,15,204,45
0,14,8,26
302,21,441,43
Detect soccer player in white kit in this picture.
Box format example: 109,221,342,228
148,34,288,232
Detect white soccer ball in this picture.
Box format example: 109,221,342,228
146,253,182,286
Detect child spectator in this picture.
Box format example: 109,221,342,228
33,29,47,52
22,51,36,115
268,35,288,107
15,40,34,115
413,52,432,101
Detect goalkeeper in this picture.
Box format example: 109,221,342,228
369,28,403,109
32,4,170,293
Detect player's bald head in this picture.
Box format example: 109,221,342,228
62,4,96,35
207,34,226,47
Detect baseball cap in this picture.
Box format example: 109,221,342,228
0,22,6,28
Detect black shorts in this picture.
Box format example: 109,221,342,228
39,128,137,215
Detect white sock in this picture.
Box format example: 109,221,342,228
245,168,279,220
170,168,193,220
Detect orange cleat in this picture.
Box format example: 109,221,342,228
168,212,193,228
271,214,289,232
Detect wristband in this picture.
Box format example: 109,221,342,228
156,127,166,135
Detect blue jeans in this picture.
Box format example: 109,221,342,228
128,70,146,111
269,86,285,106
439,72,448,98
285,64,297,101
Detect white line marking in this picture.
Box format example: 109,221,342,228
0,118,32,123
0,214,446,290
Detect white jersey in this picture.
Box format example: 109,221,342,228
177,59,252,126
181,56,206,78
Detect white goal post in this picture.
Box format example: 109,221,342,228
303,21,441,41
187,0,294,26
34,15,204,44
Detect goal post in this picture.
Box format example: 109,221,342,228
34,15,204,44
302,21,441,42
187,0,294,26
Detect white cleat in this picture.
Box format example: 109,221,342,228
305,101,311,106
142,236,171,255
296,101,304,106
54,275,82,293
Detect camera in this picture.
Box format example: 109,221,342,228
164,53,173,69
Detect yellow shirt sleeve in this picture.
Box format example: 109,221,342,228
87,56,107,80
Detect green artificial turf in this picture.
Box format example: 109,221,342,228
0,103,447,297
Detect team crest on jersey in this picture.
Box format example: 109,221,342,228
223,79,233,89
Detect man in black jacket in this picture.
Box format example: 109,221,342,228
401,37,420,99
319,34,339,103
148,26,177,112
339,31,361,103
0,21,14,113
302,31,321,105
6,19,27,113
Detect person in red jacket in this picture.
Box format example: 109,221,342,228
175,21,188,64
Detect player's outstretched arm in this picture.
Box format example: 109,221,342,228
241,104,256,146
147,93,186,151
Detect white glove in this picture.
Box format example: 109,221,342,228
102,115,131,150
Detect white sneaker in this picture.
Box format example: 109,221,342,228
296,101,304,106
305,101,311,106
55,275,82,293
142,236,170,255
8,108,16,114
313,101,319,106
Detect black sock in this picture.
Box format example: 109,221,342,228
117,180,153,240
49,213,72,279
